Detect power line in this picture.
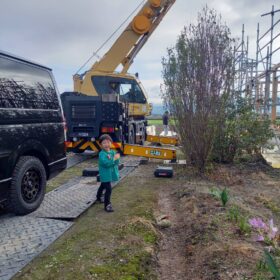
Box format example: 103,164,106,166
75,0,145,75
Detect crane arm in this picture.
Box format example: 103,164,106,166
91,0,176,73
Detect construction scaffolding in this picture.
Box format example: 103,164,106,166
234,5,280,121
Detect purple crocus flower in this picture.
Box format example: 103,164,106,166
256,235,265,242
268,219,278,240
248,218,268,230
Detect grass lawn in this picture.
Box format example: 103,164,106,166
148,119,175,126
12,154,280,279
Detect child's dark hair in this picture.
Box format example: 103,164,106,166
99,134,113,143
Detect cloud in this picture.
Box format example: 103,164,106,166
140,78,164,105
0,0,279,101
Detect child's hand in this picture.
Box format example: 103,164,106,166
107,154,111,159
114,153,120,160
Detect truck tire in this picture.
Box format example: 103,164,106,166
8,156,46,215
73,148,84,154
140,126,146,145
128,125,135,144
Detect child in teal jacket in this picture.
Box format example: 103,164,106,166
96,134,120,212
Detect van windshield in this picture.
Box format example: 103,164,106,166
0,56,59,109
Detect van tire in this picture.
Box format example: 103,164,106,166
8,156,46,215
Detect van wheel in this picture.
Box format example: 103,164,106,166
9,156,46,215
128,125,135,144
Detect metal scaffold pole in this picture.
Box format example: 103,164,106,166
235,5,280,120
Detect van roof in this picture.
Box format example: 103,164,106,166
0,50,52,71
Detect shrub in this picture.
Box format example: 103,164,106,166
211,96,274,163
161,6,235,172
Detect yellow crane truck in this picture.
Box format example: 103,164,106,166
61,0,176,156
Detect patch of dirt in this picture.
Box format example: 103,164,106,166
156,184,188,280
155,163,280,280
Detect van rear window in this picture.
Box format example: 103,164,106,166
0,56,59,109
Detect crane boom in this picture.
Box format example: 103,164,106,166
90,0,175,73
73,0,175,97
63,0,176,154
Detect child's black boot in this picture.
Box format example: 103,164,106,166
105,204,114,212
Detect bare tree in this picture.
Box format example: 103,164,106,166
162,7,235,172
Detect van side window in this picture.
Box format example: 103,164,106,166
0,57,59,109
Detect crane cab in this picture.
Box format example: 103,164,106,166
74,72,151,116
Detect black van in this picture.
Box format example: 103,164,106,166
0,51,67,215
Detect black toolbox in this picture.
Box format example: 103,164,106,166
154,166,173,178
82,167,99,177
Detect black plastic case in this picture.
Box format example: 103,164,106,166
154,166,173,178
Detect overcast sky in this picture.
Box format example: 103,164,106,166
0,0,278,104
